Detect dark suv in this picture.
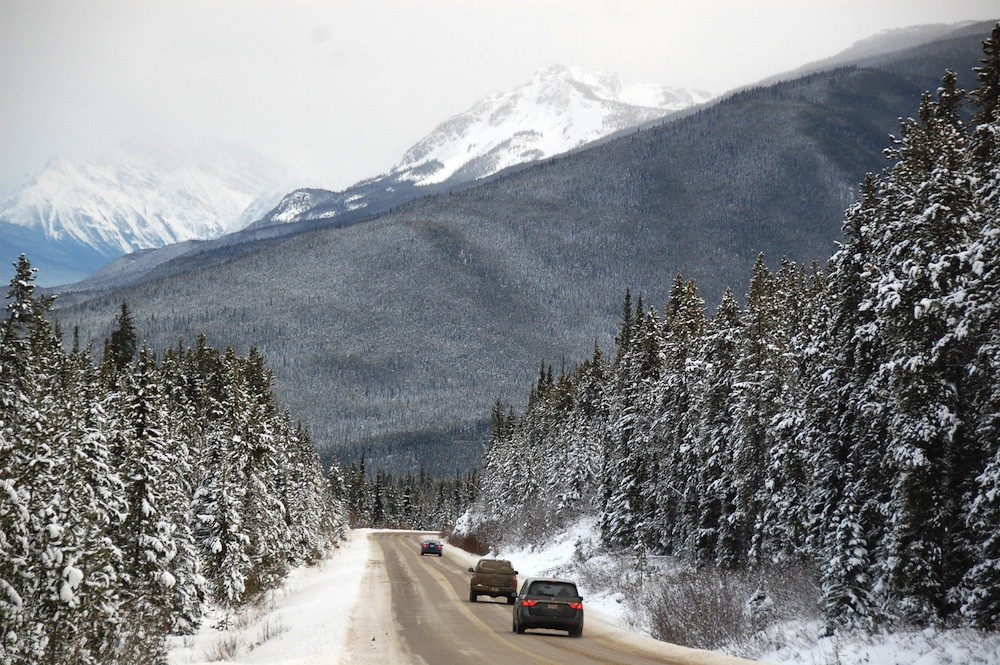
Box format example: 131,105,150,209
420,538,443,556
512,577,584,637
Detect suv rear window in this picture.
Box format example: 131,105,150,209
476,560,514,573
527,581,578,598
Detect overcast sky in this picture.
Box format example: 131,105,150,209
1,0,997,192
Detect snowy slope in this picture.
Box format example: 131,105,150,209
0,140,296,257
394,66,712,185
393,65,714,185
253,65,713,229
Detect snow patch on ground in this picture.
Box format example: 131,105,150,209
464,516,1000,665
166,529,372,664
760,624,1000,665
167,523,1000,665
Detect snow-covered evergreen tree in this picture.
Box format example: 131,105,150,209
811,175,887,629
692,290,742,567
729,255,785,563
649,277,705,556
959,23,1000,628
867,74,980,622
602,302,661,549
754,260,813,562
106,348,183,662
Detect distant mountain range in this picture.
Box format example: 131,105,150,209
0,141,295,285
0,67,711,288
250,65,712,229
755,20,990,88
49,21,997,474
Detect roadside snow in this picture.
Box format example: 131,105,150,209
472,516,1000,665
760,624,1000,665
166,523,1000,665
479,515,631,626
166,529,373,665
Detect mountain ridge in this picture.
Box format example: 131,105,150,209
249,65,712,231
0,141,298,285
49,23,994,472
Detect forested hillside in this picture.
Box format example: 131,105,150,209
0,258,347,664
341,458,477,530
468,29,1000,631
50,24,992,473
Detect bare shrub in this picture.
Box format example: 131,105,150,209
248,620,289,652
641,567,756,649
571,554,637,593
633,562,821,652
205,635,242,661
203,592,284,661
445,526,492,555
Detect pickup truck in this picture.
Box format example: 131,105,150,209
468,559,519,604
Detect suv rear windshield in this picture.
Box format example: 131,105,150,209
527,581,578,598
476,560,514,573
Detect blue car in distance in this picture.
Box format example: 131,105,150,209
420,538,444,556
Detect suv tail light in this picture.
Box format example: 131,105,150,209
521,599,538,607
568,601,583,610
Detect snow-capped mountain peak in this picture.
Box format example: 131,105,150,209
392,65,714,186
250,65,714,231
0,140,297,257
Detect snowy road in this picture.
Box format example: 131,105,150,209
168,530,763,664
345,531,762,665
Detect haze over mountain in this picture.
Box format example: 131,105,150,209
0,141,297,285
755,21,983,85
66,65,712,295
50,23,993,473
252,65,713,229
3,66,710,291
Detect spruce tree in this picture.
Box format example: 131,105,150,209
811,174,891,628
693,290,742,567
104,303,137,376
730,255,782,563
870,75,980,622
960,21,1000,628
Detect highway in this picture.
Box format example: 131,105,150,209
339,531,761,665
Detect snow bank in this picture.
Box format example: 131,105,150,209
760,624,1000,665
166,529,372,665
167,523,1000,665
477,517,1000,665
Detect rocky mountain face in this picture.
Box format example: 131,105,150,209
251,66,713,228
0,141,295,284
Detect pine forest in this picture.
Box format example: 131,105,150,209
4,20,1000,665
340,458,477,530
469,31,1000,633
0,262,347,664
